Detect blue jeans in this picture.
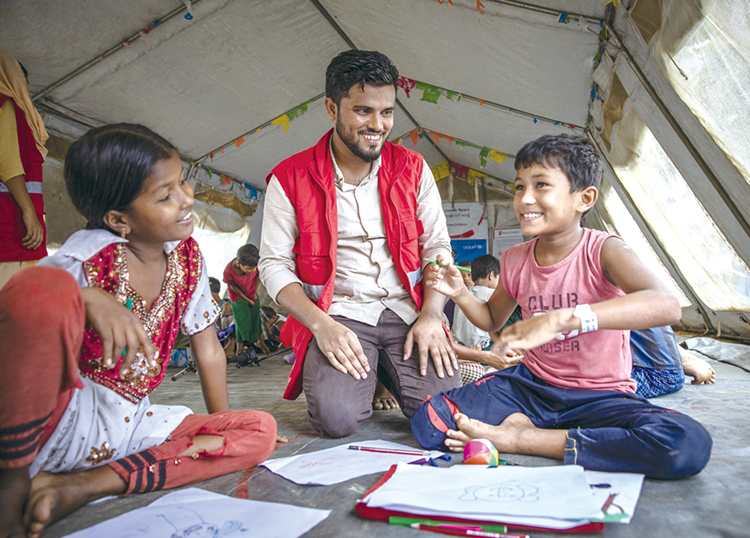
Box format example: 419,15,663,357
411,364,711,479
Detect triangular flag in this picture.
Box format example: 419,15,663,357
409,129,420,145
234,136,246,148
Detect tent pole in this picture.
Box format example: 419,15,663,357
606,24,750,242
484,0,602,24
587,130,716,333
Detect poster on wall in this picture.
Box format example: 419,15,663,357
493,227,524,258
442,203,487,263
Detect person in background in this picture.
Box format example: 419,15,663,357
223,244,264,360
0,50,48,290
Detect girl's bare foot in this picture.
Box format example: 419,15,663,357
0,466,30,538
372,381,400,411
24,467,126,538
680,349,716,385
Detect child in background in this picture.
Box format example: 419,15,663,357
452,255,501,350
0,124,282,537
413,134,711,480
223,244,264,359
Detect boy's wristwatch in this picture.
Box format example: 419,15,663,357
573,304,598,333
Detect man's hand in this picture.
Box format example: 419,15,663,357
312,317,370,380
21,210,44,250
404,314,457,378
81,287,155,377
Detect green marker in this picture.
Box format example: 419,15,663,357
121,297,133,358
423,258,472,273
388,516,508,533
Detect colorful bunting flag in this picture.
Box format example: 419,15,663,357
446,90,461,101
415,81,441,104
287,100,311,121
209,152,215,161
409,129,420,145
220,147,225,154
397,77,417,98
450,162,470,180
454,139,477,149
431,162,450,181
272,114,290,132
479,146,489,167
244,183,258,201
478,99,486,106
429,131,455,145
234,136,246,148
476,0,485,15
221,174,231,186
558,13,570,24
488,149,507,164
467,169,487,186
206,168,212,179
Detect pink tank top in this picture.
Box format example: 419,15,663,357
501,228,636,393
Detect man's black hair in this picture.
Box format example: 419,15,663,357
325,50,399,107
17,60,28,80
470,255,500,283
208,277,220,294
237,243,259,267
64,123,177,231
514,134,602,193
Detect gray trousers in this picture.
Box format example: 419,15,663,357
302,309,461,437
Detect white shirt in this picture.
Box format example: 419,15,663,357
452,285,495,347
259,144,451,326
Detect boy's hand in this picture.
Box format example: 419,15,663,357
481,348,523,370
494,311,568,356
81,287,155,377
312,317,370,380
424,257,466,299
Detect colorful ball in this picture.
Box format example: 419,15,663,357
463,438,499,466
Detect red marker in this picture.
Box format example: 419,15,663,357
348,445,428,456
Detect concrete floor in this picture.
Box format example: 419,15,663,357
43,354,750,538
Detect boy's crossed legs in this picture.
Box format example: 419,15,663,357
412,363,712,479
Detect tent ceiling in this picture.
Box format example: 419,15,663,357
1,0,606,190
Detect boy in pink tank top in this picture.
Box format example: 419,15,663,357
411,134,711,479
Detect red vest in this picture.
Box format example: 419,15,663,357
0,94,47,262
268,129,426,400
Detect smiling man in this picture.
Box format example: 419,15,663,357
259,50,459,437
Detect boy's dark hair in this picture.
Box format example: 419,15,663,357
325,50,399,107
64,123,177,231
261,306,276,319
514,134,602,193
471,255,500,283
208,277,220,294
457,261,472,269
237,243,259,267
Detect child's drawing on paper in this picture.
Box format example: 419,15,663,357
157,506,244,538
459,482,539,503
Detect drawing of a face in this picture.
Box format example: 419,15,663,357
459,482,540,503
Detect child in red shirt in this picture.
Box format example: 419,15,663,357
223,244,264,358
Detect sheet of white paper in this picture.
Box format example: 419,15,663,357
365,462,602,520
585,470,645,524
63,487,330,538
261,439,445,485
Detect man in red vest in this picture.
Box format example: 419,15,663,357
259,50,460,437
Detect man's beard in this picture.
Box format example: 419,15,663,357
336,117,385,163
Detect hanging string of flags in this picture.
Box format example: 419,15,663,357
430,161,514,193
396,126,511,171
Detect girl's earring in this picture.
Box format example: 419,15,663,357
120,228,127,239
